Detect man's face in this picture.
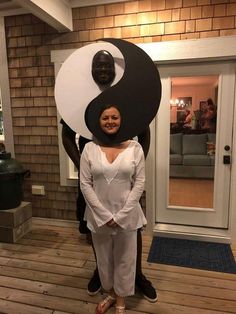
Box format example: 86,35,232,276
92,51,115,86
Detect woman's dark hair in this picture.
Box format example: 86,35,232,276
99,104,120,118
207,98,215,110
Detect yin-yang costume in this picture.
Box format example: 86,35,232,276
55,38,161,302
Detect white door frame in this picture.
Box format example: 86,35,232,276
138,36,236,245
156,62,234,228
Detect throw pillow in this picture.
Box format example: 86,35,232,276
183,133,207,155
207,142,216,155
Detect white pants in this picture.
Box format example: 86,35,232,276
92,229,137,297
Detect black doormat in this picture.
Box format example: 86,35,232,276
147,237,236,273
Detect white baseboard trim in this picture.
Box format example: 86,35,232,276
153,223,231,244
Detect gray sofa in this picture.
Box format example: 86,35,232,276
170,133,216,179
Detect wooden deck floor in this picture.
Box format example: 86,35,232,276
0,218,236,314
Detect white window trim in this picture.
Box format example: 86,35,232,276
52,49,79,186
0,17,14,155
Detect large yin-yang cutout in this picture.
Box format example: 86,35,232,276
55,42,125,139
85,38,161,144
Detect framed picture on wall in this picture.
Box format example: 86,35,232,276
176,96,192,110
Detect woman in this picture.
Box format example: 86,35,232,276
80,105,147,314
183,109,192,128
201,98,217,132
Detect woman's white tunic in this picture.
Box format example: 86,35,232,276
80,140,147,233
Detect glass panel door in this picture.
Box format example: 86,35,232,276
155,62,234,228
169,75,218,209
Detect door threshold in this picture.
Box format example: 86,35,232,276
153,223,231,244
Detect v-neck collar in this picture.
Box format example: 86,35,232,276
98,141,132,184
99,141,132,165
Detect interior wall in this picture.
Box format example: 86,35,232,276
4,0,236,219
171,84,216,123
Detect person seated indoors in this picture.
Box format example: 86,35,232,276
61,50,157,303
183,109,192,128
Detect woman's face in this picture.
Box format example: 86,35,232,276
99,106,121,135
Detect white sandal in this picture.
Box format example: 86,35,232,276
95,295,116,314
115,305,126,314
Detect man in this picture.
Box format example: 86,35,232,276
61,50,157,302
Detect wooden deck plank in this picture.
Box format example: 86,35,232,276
0,249,85,268
18,238,93,253
0,286,96,314
0,217,235,314
0,299,53,314
0,242,94,261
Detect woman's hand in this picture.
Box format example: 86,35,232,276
106,219,118,228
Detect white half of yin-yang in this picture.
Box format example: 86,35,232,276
54,42,125,139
